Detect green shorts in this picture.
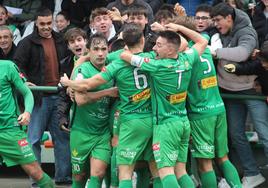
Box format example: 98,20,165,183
153,119,190,169
0,128,36,167
70,130,111,174
117,117,153,165
190,112,229,158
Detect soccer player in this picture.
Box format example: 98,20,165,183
119,24,207,188
186,41,242,188
60,23,159,188
0,59,54,188
70,33,117,188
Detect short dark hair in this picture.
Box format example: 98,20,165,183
64,28,87,42
195,4,212,14
35,8,53,20
210,2,235,19
56,11,70,21
125,4,148,18
154,10,174,23
90,7,109,22
122,23,143,48
158,30,181,49
87,33,108,49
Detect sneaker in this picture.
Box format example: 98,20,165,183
242,173,265,188
218,178,230,188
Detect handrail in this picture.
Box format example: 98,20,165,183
28,86,267,101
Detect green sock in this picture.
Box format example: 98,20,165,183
111,147,119,187
87,176,101,188
153,177,163,188
200,171,217,188
119,179,132,188
178,174,195,188
220,160,242,188
36,173,54,188
136,167,150,188
72,177,87,188
162,174,179,188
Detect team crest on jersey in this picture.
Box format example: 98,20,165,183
152,143,160,151
101,66,107,72
144,57,150,63
72,149,78,157
18,139,29,147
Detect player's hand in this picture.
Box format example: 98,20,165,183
67,87,75,101
26,82,36,86
60,73,70,87
165,23,181,32
108,7,123,22
224,64,236,73
18,112,31,126
107,87,119,97
150,22,165,32
120,50,132,63
111,135,119,147
174,3,186,17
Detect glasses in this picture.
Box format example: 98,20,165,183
194,16,210,20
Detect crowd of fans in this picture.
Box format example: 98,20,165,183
0,0,268,188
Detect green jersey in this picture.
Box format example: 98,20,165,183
137,48,199,125
71,61,113,135
186,44,225,120
0,60,34,130
100,52,153,122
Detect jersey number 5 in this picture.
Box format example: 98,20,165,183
133,67,148,89
200,56,211,74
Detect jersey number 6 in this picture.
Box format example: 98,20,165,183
133,67,148,89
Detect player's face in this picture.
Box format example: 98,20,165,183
262,0,268,6
0,7,8,25
128,14,148,30
0,29,13,52
212,15,233,35
68,36,87,57
92,15,112,34
56,14,70,32
195,11,212,32
36,15,53,38
153,36,171,59
89,39,108,68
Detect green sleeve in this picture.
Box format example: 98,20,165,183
8,63,34,113
100,62,117,82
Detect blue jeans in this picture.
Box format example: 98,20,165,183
225,90,268,176
28,95,71,182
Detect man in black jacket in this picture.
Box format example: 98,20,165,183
13,8,71,186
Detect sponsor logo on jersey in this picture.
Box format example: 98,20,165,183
72,149,79,157
18,139,28,147
101,66,107,72
144,57,150,63
166,92,187,104
167,151,178,161
201,76,217,89
130,88,151,102
152,143,160,151
120,149,137,159
197,143,214,153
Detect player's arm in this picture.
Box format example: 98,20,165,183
165,23,208,56
60,73,107,92
75,87,118,106
9,63,34,125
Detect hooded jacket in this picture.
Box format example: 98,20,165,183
215,8,258,91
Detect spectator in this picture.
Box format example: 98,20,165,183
55,11,73,33
211,3,267,188
252,0,268,47
224,39,268,96
0,26,16,60
0,5,21,45
2,0,42,30
85,7,117,42
13,8,71,187
107,0,154,24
